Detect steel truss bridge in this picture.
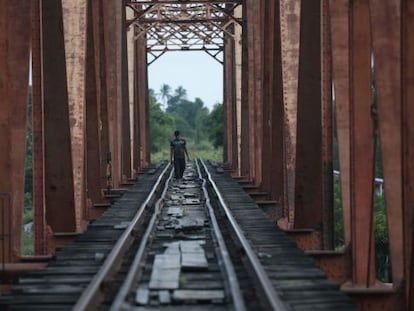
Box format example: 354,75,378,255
0,0,413,310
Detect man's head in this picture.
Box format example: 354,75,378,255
174,130,180,138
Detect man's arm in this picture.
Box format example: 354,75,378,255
184,146,190,160
170,147,174,163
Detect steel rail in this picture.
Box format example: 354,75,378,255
199,160,289,311
195,160,246,311
109,168,174,310
73,162,171,311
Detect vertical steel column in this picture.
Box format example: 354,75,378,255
329,0,351,246
239,2,250,178
369,0,404,286
32,0,47,255
135,37,150,167
223,32,236,169
261,0,275,197
0,1,31,261
403,0,414,307
133,37,141,171
121,0,132,181
42,0,76,233
280,0,300,223
102,0,122,188
126,8,136,175
294,0,323,229
349,0,376,286
62,0,88,230
85,0,104,205
321,0,334,249
93,0,110,191
245,0,263,185
261,0,285,202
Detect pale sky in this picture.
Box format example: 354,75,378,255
148,51,223,110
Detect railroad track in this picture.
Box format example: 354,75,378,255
75,160,269,310
1,160,357,311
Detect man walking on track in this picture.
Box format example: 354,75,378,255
170,130,190,180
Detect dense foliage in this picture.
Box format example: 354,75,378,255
149,84,223,157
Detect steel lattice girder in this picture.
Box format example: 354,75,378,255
126,0,242,64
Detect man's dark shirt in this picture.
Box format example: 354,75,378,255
170,138,186,159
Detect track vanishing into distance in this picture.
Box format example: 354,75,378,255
1,160,357,311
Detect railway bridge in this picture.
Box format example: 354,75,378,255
1,0,414,310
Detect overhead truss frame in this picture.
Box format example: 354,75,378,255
126,0,243,64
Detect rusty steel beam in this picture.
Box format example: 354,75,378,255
403,0,414,307
261,0,284,203
244,0,263,185
0,1,31,261
85,0,104,206
42,0,77,233
126,8,137,175
92,0,111,191
321,0,334,250
32,0,47,255
133,37,141,171
223,31,235,167
239,1,249,178
62,0,88,230
260,0,273,198
279,0,300,224
102,0,122,188
294,0,323,230
121,4,132,181
134,30,151,171
329,0,351,246
349,0,376,287
369,0,404,287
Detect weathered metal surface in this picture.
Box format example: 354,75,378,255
62,0,88,230
403,1,414,307
0,1,31,261
223,30,236,169
239,11,250,178
369,0,404,286
91,0,110,191
127,0,241,62
121,4,132,182
85,0,104,206
349,0,376,286
32,0,46,255
102,0,122,188
308,250,350,285
321,0,334,250
294,0,323,230
261,0,285,203
126,7,136,175
328,0,351,246
42,0,76,233
245,0,263,185
139,41,151,167
279,0,300,223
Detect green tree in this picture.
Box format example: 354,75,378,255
167,86,187,113
159,84,171,109
149,90,175,152
207,103,223,148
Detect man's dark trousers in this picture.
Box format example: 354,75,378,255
174,158,186,179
